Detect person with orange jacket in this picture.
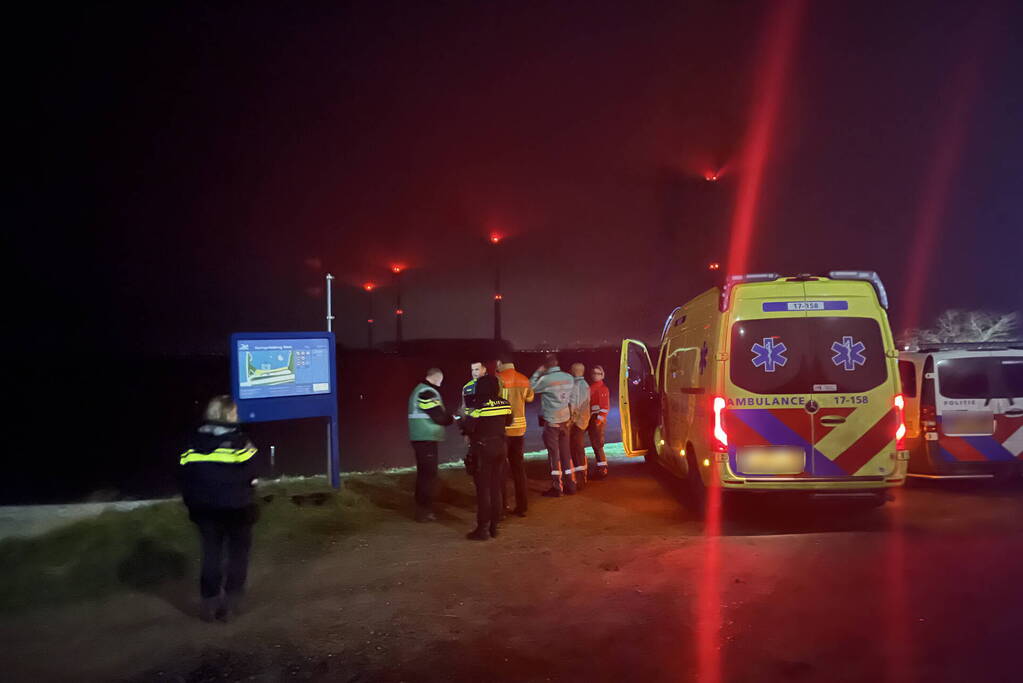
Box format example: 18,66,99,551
497,356,534,516
588,365,611,479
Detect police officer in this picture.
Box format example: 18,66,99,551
530,355,577,496
179,395,259,622
460,374,512,540
460,361,488,414
568,362,591,487
408,368,455,522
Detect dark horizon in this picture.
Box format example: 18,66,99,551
20,1,1023,355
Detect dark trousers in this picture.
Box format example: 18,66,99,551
588,420,607,467
192,509,254,599
570,424,588,482
543,422,575,493
473,438,506,529
412,441,439,510
505,435,528,512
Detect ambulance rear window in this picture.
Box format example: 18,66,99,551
730,317,888,394
937,357,1023,399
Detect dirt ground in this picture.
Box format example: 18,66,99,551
2,455,1022,683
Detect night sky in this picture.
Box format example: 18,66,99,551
23,1,1023,355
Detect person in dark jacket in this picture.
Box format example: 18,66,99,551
459,375,512,540
179,395,259,622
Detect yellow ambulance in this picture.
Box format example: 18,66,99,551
619,271,909,506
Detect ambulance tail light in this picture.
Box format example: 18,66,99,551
712,396,729,453
894,394,907,450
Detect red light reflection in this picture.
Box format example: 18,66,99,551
725,0,806,278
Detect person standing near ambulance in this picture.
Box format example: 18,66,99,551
587,365,610,479
498,356,534,516
460,375,513,540
568,362,591,487
408,368,455,522
530,354,577,496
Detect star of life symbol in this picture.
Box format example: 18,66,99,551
831,335,867,371
699,341,709,375
751,337,787,373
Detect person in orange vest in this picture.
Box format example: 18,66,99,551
588,365,611,479
498,356,535,516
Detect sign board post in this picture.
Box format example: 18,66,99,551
230,331,340,489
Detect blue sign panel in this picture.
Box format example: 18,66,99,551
762,300,849,312
230,332,339,488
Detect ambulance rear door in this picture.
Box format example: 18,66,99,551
725,279,819,479
619,339,657,457
803,281,898,478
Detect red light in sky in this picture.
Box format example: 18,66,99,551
395,309,404,315
708,262,720,271
494,294,503,300
489,233,502,244
704,171,719,182
725,0,806,279
390,264,405,274
363,282,376,292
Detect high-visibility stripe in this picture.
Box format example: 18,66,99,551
573,465,586,472
563,469,574,475
180,447,257,465
591,404,601,410
408,414,432,419
417,400,441,410
596,463,608,468
551,470,562,476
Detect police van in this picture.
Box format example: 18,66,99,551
898,343,1023,480
619,271,909,506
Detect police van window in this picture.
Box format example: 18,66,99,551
898,361,917,398
938,356,1023,399
730,317,887,394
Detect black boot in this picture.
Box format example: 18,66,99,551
466,527,490,541
489,522,499,538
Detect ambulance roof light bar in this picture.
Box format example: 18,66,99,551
719,273,780,312
828,270,889,309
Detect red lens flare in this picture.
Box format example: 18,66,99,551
362,282,376,292
489,233,502,244
390,264,405,274
725,0,806,279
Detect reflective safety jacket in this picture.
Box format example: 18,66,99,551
530,366,574,424
570,376,591,430
409,381,454,442
462,398,513,443
498,365,535,437
589,380,610,424
179,423,258,510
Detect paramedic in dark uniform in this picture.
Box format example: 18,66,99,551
408,368,455,522
460,375,512,540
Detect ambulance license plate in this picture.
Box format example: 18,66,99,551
738,447,805,474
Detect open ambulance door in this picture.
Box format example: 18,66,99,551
619,339,657,457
